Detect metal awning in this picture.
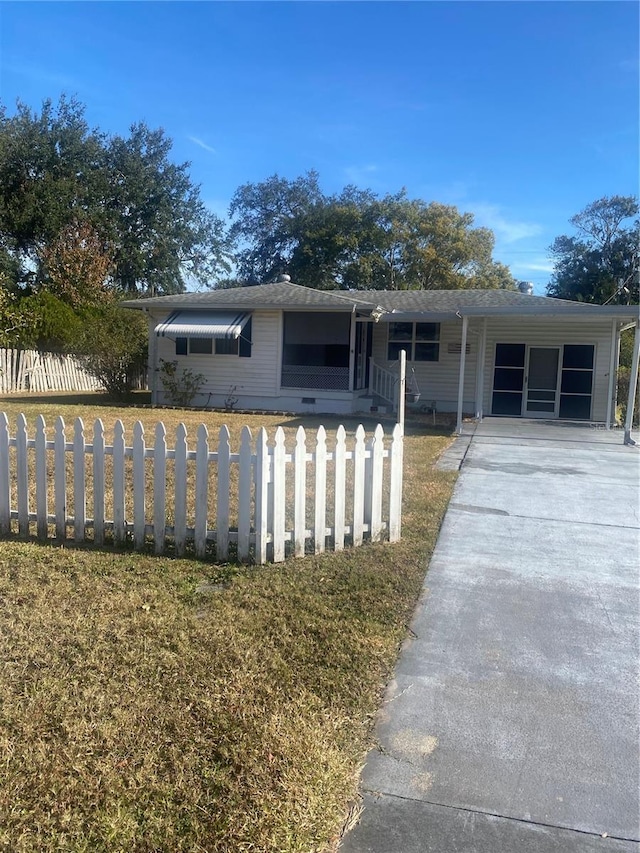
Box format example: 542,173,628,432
155,311,251,339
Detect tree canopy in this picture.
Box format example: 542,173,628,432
0,96,230,298
229,172,515,291
546,196,639,305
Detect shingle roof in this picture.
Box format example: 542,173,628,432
122,281,377,311
123,281,639,319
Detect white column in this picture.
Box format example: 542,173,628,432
624,321,640,446
348,312,357,392
475,317,487,421
456,315,469,434
398,349,406,433
605,318,618,430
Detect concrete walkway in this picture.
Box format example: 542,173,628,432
341,419,640,852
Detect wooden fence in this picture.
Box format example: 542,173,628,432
0,349,104,393
0,413,403,563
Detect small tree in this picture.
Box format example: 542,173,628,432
72,303,147,399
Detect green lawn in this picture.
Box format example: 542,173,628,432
0,393,456,853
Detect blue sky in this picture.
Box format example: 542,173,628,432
0,1,637,293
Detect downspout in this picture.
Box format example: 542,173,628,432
623,320,640,446
456,314,468,434
605,318,618,429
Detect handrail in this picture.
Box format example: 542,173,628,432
369,358,397,407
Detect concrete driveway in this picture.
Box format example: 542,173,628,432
341,419,640,852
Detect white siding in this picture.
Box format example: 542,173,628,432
482,317,615,421
372,315,617,420
152,310,281,406
371,320,478,413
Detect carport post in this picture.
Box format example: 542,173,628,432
456,315,468,434
475,317,487,421
606,319,620,430
623,320,639,446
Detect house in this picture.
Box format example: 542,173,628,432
123,276,639,432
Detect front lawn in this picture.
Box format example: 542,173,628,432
0,394,456,853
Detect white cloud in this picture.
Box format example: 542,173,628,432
343,163,379,184
469,203,543,244
518,261,555,273
188,136,216,154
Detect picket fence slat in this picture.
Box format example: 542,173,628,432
154,422,167,555
352,425,366,547
74,419,86,541
314,426,327,555
294,426,306,557
16,415,29,537
113,421,126,546
132,421,145,549
389,423,404,542
370,424,385,542
217,425,231,560
255,428,269,564
94,420,106,546
238,426,252,561
272,427,286,563
195,425,209,558
54,418,66,540
35,415,48,540
0,412,403,563
0,414,9,534
333,426,346,552
174,424,188,557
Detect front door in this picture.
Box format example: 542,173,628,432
354,320,372,390
524,347,560,417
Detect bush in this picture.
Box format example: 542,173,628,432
159,359,205,407
72,304,148,400
617,366,640,427
12,291,82,351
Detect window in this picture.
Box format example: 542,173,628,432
175,318,252,358
387,322,439,362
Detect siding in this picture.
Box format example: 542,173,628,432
371,320,478,412
482,317,615,421
152,310,281,406
371,316,617,420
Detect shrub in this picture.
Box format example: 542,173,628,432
617,366,640,427
159,359,206,407
72,304,148,400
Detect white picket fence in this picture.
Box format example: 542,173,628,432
0,413,403,563
0,348,103,393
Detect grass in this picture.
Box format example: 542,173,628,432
0,393,457,852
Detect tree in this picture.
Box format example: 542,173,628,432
0,96,231,297
547,196,639,304
229,174,515,291
229,171,323,283
103,124,230,294
71,302,148,399
38,219,114,308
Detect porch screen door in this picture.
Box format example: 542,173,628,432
354,321,372,390
525,347,559,416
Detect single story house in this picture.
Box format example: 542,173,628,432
123,277,639,432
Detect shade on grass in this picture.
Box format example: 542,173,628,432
0,394,456,852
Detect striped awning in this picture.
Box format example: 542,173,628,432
155,311,251,339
